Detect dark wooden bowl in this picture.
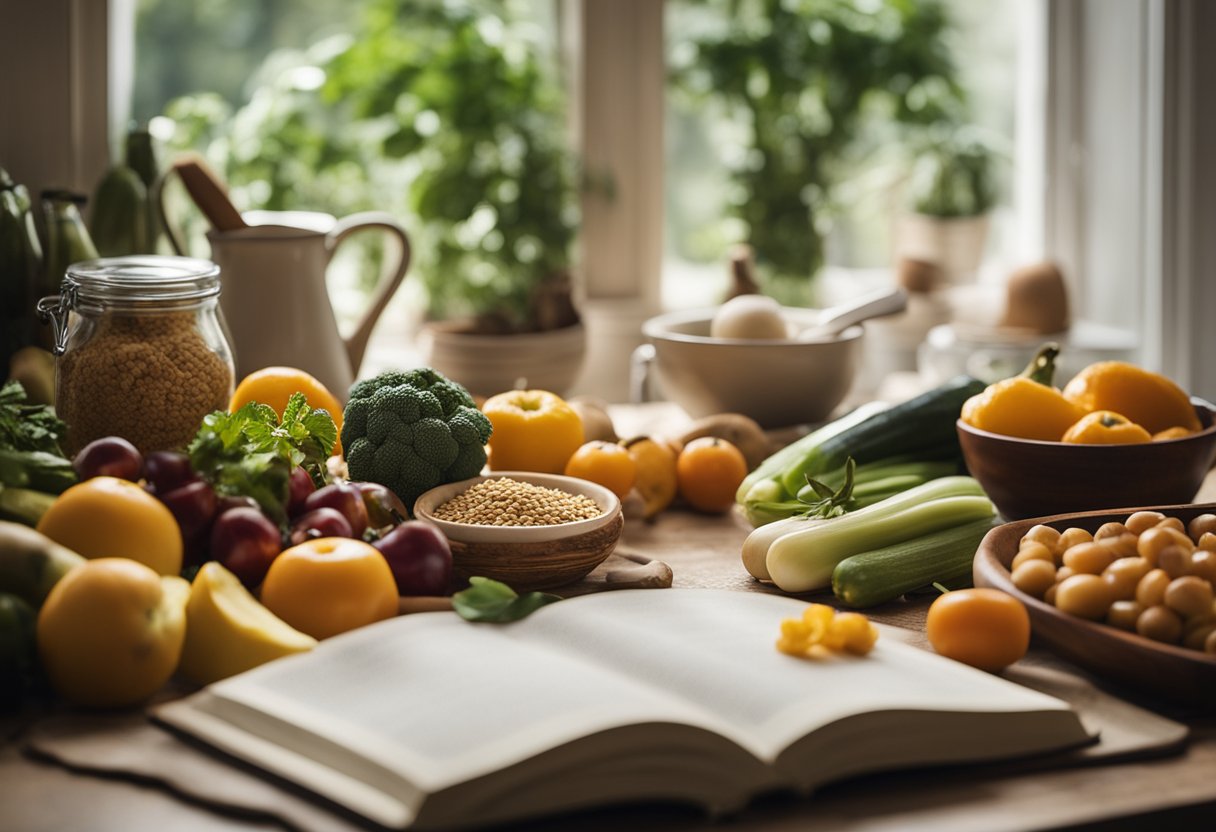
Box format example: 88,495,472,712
974,505,1216,708
957,400,1216,520
448,513,623,592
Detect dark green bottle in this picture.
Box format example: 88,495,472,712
0,167,43,369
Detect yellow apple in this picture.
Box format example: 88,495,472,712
37,557,188,708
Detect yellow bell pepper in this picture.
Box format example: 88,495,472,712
960,344,1088,441
1062,361,1201,435
482,389,584,474
1061,411,1152,444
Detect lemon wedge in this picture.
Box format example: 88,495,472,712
178,561,317,686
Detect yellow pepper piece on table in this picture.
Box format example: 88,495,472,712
776,603,878,658
1061,410,1152,444
960,343,1087,441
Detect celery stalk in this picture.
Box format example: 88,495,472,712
764,478,992,593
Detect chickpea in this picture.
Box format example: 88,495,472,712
1043,583,1060,606
1190,550,1216,584
1012,541,1055,570
1137,604,1183,644
1188,513,1216,542
1054,574,1111,620
1137,527,1185,565
1183,609,1216,648
1206,629,1216,654
1125,511,1167,535
1094,521,1128,541
1097,532,1140,560
1020,524,1062,551
1155,516,1186,534
1136,569,1172,608
1184,622,1216,650
1056,566,1076,584
1012,559,1058,599
1157,545,1192,580
1057,527,1093,557
1063,542,1117,575
1106,600,1145,631
1197,532,1216,553
1163,576,1215,619
1103,557,1153,600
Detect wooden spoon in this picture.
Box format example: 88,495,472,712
170,153,246,232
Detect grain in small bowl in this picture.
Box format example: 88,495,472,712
413,472,622,591
957,399,1216,521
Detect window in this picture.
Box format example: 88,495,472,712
663,0,1039,310
6,0,1216,400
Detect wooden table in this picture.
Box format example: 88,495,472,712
3,404,1216,831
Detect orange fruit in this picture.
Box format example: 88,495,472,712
1061,362,1200,435
230,366,345,455
926,588,1030,673
37,476,183,576
259,537,398,640
564,440,637,500
675,437,748,514
37,558,189,707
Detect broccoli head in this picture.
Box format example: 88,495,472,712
342,369,492,510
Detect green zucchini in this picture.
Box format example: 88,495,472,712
831,517,997,609
778,375,986,496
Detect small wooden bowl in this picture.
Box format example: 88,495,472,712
414,472,622,592
974,505,1216,708
957,400,1216,520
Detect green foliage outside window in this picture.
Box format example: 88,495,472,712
159,0,575,330
671,0,968,302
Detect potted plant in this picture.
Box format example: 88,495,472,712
157,0,584,397
671,0,967,305
896,126,999,283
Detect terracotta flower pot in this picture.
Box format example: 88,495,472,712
420,322,587,398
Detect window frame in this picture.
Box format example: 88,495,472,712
4,0,1214,398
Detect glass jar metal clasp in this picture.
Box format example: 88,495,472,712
36,288,74,356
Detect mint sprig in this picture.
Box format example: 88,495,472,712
188,393,337,523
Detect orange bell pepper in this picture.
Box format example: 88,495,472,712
482,389,585,473
960,343,1088,441
1061,411,1152,444
1062,362,1201,435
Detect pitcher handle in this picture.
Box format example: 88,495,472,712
152,165,189,256
325,211,412,376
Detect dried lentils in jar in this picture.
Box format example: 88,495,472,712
434,478,602,526
40,256,235,455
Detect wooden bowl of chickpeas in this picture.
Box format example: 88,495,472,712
974,505,1216,707
414,472,623,591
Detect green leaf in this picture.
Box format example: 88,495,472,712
797,457,857,520
452,577,561,623
186,395,335,525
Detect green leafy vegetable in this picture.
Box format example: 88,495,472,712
452,577,561,624
0,381,75,494
188,392,336,523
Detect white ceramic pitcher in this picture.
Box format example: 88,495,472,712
201,213,410,401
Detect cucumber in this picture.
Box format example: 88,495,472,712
831,517,997,609
779,375,986,495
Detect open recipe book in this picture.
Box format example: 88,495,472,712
154,589,1092,830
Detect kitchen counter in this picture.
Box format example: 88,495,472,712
3,404,1215,831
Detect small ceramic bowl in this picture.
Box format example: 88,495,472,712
957,400,1216,520
974,505,1216,708
641,307,863,428
413,472,622,591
